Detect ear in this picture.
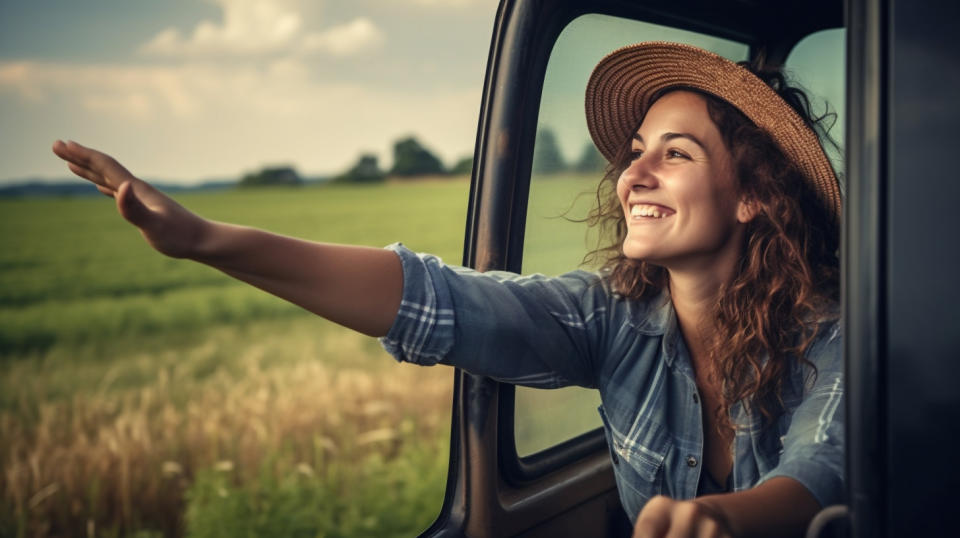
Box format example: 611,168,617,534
736,197,759,223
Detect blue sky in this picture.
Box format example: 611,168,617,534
0,1,843,185
0,0,498,183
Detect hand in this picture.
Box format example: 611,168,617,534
633,496,734,538
52,140,208,258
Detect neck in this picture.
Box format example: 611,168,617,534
666,247,742,364
668,270,723,346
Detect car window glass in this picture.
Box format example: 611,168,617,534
518,13,748,456
784,28,846,186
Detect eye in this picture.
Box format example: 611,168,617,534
666,149,690,159
630,148,644,161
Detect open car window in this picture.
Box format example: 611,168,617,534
517,13,748,457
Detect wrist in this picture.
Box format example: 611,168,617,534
186,217,220,262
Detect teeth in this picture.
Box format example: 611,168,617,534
630,204,667,218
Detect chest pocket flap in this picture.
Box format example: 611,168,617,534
599,406,670,483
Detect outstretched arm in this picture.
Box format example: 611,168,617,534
52,140,402,337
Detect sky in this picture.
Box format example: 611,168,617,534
0,0,843,186
0,0,499,184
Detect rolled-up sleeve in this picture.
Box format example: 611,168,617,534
378,243,610,389
759,321,845,507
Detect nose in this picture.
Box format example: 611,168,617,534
618,154,659,192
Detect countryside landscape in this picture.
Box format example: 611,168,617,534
0,162,601,537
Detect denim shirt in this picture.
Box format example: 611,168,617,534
379,244,844,522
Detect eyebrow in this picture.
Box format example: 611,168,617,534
632,132,708,152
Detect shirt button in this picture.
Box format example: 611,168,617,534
687,456,698,467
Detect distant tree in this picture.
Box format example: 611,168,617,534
239,166,302,187
450,155,473,176
335,154,386,183
390,136,445,177
531,127,566,175
575,141,607,173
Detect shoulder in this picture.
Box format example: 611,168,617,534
794,304,843,393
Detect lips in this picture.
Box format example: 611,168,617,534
628,202,675,219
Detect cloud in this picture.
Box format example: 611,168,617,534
140,0,383,58
0,62,200,121
300,18,383,56
0,58,480,180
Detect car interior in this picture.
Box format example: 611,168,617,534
420,0,960,536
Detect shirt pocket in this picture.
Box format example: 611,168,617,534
598,406,670,518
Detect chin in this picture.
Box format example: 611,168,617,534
621,239,659,262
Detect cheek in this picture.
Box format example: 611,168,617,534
615,177,629,205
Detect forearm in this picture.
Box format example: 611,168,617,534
694,476,821,538
192,220,402,337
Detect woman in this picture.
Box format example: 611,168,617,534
53,42,843,537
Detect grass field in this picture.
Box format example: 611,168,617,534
0,174,605,537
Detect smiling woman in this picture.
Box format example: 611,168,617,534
48,35,844,536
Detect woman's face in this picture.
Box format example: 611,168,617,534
616,90,752,273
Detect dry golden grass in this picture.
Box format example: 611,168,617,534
1,317,453,537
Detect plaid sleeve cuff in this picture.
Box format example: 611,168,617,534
759,455,845,508
378,243,456,365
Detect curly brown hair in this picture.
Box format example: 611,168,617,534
586,66,840,432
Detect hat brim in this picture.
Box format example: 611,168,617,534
585,41,841,222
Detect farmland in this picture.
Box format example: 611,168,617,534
0,174,601,537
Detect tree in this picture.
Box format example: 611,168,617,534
575,141,607,173
390,136,445,177
531,127,566,175
239,166,302,187
450,155,473,176
335,154,386,183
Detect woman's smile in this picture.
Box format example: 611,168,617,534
628,202,675,220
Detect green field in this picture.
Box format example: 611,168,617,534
0,174,604,537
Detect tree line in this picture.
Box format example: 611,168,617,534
240,128,605,187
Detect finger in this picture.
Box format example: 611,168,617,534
664,507,696,538
51,139,71,160
633,518,669,538
52,140,98,170
115,181,152,227
634,497,673,538
57,140,134,189
96,184,115,198
67,140,132,177
693,518,722,538
66,161,106,185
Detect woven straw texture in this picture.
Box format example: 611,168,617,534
585,41,841,222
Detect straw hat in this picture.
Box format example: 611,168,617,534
585,41,842,222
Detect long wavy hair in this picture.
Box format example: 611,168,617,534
586,64,840,431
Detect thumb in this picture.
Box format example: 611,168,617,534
115,181,152,227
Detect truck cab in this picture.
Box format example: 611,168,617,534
425,0,960,536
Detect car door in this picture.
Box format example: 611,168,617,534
845,0,960,536
422,1,846,536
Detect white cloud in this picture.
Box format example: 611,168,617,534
0,59,480,180
300,18,383,56
0,62,201,121
140,0,382,58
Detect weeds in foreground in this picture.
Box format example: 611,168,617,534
1,320,453,537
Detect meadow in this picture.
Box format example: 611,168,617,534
0,174,602,537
